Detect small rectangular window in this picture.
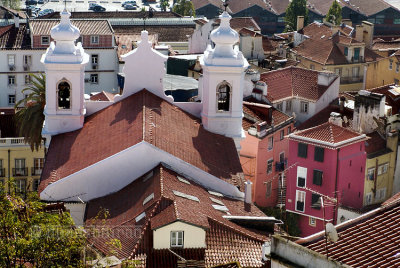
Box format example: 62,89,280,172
276,102,283,111
300,101,309,113
377,163,389,175
365,192,372,205
396,63,399,73
33,179,40,192
15,178,26,194
314,147,324,162
295,190,305,212
8,94,15,105
91,54,98,64
344,47,348,56
288,126,291,135
309,217,316,226
266,181,272,197
25,75,31,85
267,159,273,174
268,136,273,150
298,143,308,158
310,64,315,70
313,170,323,186
90,74,98,84
367,168,375,180
280,130,284,140
23,55,32,66
8,75,15,85
311,193,321,209
389,60,393,70
297,166,307,188
286,99,292,111
170,231,184,247
91,35,99,44
8,54,15,66
41,36,50,45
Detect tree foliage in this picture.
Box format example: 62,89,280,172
15,73,46,152
172,0,195,16
284,0,309,32
0,181,85,267
160,0,169,12
1,0,20,9
326,0,342,25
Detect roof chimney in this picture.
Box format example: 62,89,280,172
329,112,343,126
297,16,304,31
244,180,252,212
355,25,363,42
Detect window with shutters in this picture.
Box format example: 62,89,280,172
311,193,321,209
313,170,323,186
298,143,308,158
314,147,324,162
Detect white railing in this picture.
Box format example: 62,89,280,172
0,137,28,146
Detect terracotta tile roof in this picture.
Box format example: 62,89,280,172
290,122,367,148
115,33,158,61
260,67,336,102
340,0,395,16
306,0,333,16
214,17,261,32
365,131,387,156
239,27,262,37
298,22,332,39
113,25,194,42
192,0,224,10
29,19,113,36
366,83,400,114
242,102,292,132
372,40,400,51
40,90,243,193
40,11,182,19
297,194,400,268
297,103,354,131
269,0,289,15
89,91,116,101
0,24,30,49
85,164,269,266
0,6,28,19
227,0,269,14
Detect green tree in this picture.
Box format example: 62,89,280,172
326,0,342,25
15,73,46,151
0,182,85,267
284,0,309,32
172,0,195,16
2,0,20,9
160,0,169,12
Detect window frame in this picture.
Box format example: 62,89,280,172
8,54,15,66
23,55,32,66
8,75,15,86
311,193,321,210
90,74,99,84
295,190,306,212
267,159,273,174
300,101,309,114
314,146,324,162
170,231,184,248
41,35,50,45
298,143,308,158
8,94,15,105
286,99,292,112
280,129,284,140
266,181,272,198
268,136,274,150
276,102,283,111
216,81,231,112
57,80,72,110
24,74,32,85
90,35,99,44
313,170,323,186
309,217,316,226
297,166,307,188
91,54,99,64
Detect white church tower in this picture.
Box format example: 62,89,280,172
200,11,249,150
41,8,89,136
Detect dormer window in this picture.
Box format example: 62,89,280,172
344,47,348,56
41,36,50,45
57,80,71,109
90,35,99,44
216,81,231,112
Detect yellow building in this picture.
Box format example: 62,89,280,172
364,131,398,206
365,54,400,89
0,110,45,196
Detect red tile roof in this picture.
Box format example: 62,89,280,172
116,33,158,61
214,17,261,33
372,40,400,51
290,122,367,148
0,24,30,49
30,19,113,36
366,84,400,114
89,91,116,101
239,27,262,37
192,0,224,10
39,90,243,193
260,67,336,102
227,0,269,14
364,131,387,156
297,193,400,268
40,11,182,19
242,102,292,132
85,164,269,267
340,0,396,16
113,25,195,42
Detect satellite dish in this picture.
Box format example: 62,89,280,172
326,223,339,243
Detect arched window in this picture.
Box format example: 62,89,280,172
217,81,231,112
58,81,71,109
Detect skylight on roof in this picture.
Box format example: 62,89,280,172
177,176,190,185
135,212,146,222
143,193,154,206
173,190,199,202
212,204,229,212
210,197,224,206
208,190,223,197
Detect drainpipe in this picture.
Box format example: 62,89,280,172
7,149,10,194
334,148,340,225
374,158,378,197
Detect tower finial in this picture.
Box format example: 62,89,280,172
223,0,229,11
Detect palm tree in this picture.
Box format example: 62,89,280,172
14,73,46,151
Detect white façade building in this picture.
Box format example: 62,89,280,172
0,15,118,108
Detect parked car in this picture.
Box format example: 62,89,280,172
92,5,106,11
89,3,99,10
25,0,38,5
122,1,136,7
124,4,137,10
37,0,44,4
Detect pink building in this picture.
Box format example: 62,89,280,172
240,101,295,207
286,121,368,236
